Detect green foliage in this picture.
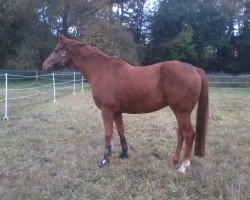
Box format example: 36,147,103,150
0,0,250,73
82,20,140,65
0,0,141,70
0,0,55,70
146,0,250,73
163,24,197,61
112,0,147,44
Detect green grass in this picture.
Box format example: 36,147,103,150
0,88,249,199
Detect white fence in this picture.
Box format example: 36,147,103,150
208,74,250,88
1,72,250,121
0,72,88,120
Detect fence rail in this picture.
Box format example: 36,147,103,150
1,72,250,120
207,74,250,88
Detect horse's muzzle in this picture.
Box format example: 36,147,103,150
42,60,52,72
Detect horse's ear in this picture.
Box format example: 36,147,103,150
58,33,67,43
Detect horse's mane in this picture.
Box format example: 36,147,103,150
68,39,124,66
91,47,111,60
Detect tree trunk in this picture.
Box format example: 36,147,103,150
62,0,70,36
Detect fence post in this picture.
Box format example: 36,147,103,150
73,72,76,95
35,69,38,82
52,73,57,102
3,73,9,120
81,76,84,92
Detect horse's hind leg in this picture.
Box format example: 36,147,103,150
173,111,194,173
172,128,184,165
114,113,128,159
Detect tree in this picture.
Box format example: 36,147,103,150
0,0,54,70
236,0,250,72
163,24,197,62
145,0,198,64
1,0,250,73
111,0,148,44
145,0,250,73
0,0,141,70
82,20,139,65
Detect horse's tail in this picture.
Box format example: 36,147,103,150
194,68,209,157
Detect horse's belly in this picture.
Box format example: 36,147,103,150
120,95,168,114
123,105,168,114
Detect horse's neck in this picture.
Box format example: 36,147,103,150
70,47,109,84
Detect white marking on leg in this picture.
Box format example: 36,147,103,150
178,160,190,173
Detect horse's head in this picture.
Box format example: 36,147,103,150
43,34,71,72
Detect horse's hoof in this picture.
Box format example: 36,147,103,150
119,152,129,159
177,160,190,173
172,158,179,165
98,159,110,168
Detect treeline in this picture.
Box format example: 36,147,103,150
0,0,249,73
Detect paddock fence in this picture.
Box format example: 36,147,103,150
0,70,250,120
208,74,250,88
0,71,88,120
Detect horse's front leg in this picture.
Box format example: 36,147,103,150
114,113,128,159
98,108,114,168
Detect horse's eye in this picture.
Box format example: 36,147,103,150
62,52,66,57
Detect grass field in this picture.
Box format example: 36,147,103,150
0,88,249,200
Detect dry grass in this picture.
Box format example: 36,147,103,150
0,88,249,200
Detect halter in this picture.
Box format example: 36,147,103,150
48,49,68,68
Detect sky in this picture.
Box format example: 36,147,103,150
146,0,158,9
113,0,158,15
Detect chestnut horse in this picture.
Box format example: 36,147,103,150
43,34,208,173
